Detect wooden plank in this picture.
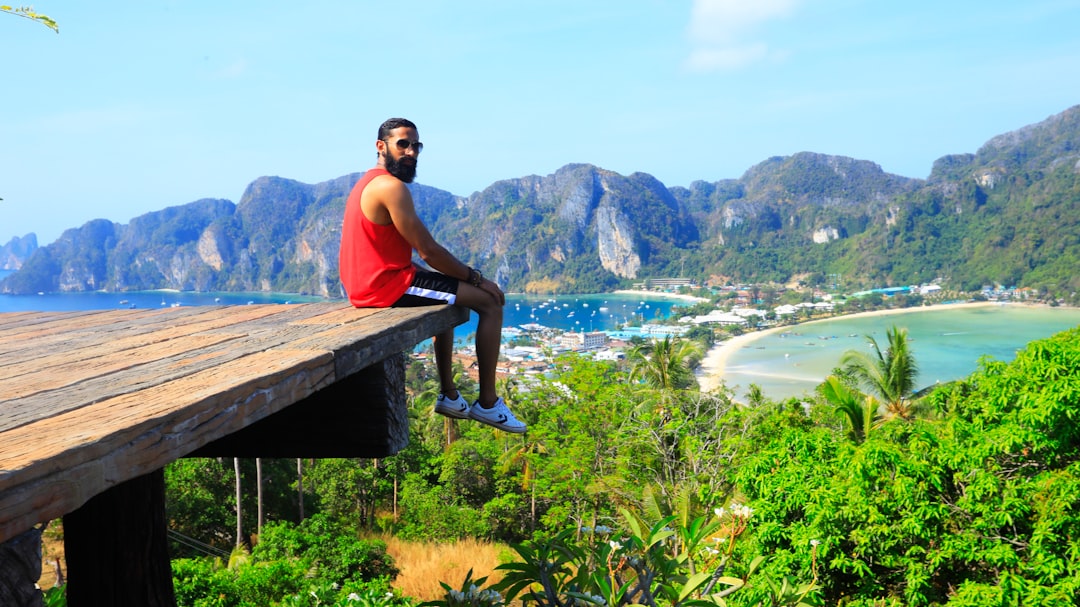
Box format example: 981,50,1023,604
0,304,301,392
0,304,466,431
0,305,284,364
0,332,242,405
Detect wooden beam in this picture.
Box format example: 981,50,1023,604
191,353,410,458
63,469,177,607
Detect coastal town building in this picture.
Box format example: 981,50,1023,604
559,330,608,351
685,310,749,326
594,348,626,361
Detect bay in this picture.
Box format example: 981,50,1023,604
718,304,1080,401
453,292,691,342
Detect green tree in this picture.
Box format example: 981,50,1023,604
628,336,704,392
499,432,548,533
166,458,236,557
839,325,919,420
732,327,1080,605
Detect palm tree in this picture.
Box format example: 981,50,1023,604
499,432,548,531
840,325,919,420
819,375,878,444
745,383,767,408
628,336,704,392
256,458,264,536
296,458,305,522
233,457,243,547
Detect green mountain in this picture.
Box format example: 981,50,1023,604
2,105,1079,299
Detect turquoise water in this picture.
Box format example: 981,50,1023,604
0,288,325,312
719,304,1080,401
456,292,689,339
0,270,327,311
0,272,689,334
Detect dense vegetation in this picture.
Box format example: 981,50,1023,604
39,323,1067,606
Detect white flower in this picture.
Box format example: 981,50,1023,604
714,507,725,518
553,381,577,400
347,593,362,602
810,539,821,546
730,502,754,518
609,540,622,550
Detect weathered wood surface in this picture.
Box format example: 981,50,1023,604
0,302,468,545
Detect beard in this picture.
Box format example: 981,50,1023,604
384,151,417,183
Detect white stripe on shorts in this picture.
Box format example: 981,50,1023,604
403,284,456,305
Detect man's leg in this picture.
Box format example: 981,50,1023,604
391,271,464,402
454,283,503,407
433,328,458,397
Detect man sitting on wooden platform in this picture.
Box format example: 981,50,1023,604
338,117,526,434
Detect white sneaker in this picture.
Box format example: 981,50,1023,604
434,392,470,419
469,397,527,433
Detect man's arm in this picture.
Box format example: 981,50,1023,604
375,177,472,281
375,178,505,304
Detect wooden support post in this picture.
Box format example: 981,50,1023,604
0,526,43,607
63,469,176,607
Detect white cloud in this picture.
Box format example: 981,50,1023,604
684,0,798,71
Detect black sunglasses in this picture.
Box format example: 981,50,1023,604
388,138,423,154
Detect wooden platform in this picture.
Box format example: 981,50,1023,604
0,301,467,605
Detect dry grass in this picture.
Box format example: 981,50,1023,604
33,522,507,601
381,535,511,602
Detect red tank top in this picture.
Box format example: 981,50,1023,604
338,169,417,307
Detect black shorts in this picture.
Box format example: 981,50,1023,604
391,270,459,307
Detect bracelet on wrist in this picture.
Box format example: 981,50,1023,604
468,268,484,287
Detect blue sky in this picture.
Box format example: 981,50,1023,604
3,1,1080,244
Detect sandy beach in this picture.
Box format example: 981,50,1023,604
695,301,1002,392
611,289,710,303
